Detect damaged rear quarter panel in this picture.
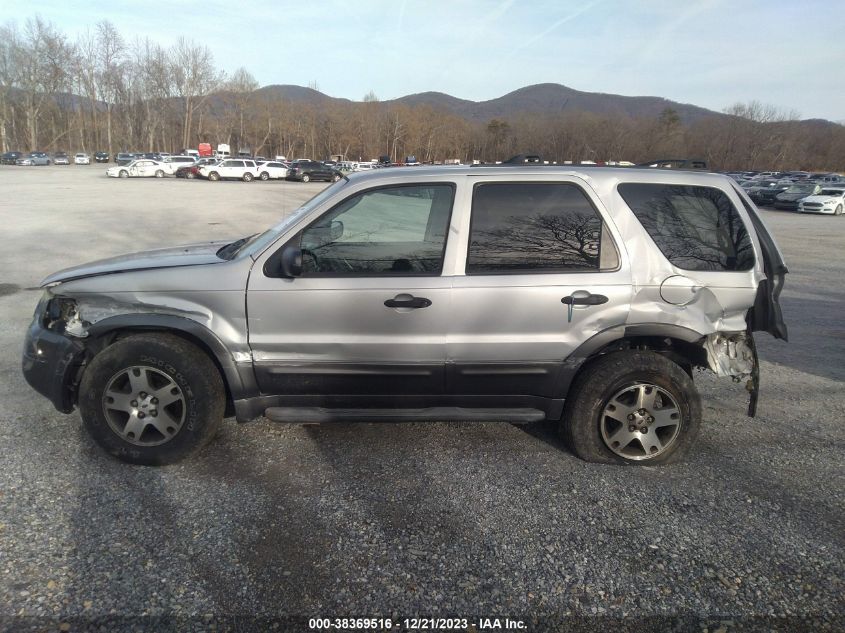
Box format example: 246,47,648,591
587,172,767,337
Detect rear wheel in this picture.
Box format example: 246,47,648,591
331,173,341,182
186,171,195,179
155,169,164,178
561,351,701,465
301,173,310,183
78,333,225,465
242,172,253,182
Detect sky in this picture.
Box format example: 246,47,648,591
1,0,843,121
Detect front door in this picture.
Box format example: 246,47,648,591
130,160,153,177
448,179,631,397
247,182,457,396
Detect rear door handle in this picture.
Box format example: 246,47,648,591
384,295,432,309
561,294,609,306
561,293,608,323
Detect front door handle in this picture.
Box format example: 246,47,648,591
561,293,609,306
384,295,432,309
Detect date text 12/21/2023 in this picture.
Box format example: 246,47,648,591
308,617,527,630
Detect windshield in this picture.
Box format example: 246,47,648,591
219,178,349,260
786,185,814,193
821,189,844,196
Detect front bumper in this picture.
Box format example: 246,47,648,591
22,320,86,414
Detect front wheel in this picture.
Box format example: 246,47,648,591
300,174,310,183
560,351,701,465
331,173,341,182
259,171,269,181
186,171,195,179
208,171,219,181
242,172,253,182
78,333,225,465
835,205,843,216
119,170,128,178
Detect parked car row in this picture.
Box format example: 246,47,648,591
104,156,344,183
729,170,844,215
1,150,97,165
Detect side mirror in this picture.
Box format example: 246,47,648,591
280,246,302,277
330,220,344,240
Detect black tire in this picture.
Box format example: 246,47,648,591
119,170,128,178
186,171,195,179
242,172,253,182
78,333,225,466
331,173,341,182
155,169,164,178
836,205,843,216
560,351,701,465
208,171,219,181
301,173,310,183
259,171,269,181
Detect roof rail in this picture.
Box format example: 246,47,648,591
470,154,553,167
637,158,708,170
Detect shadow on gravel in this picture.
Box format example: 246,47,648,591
756,294,845,383
62,423,338,618
58,414,845,624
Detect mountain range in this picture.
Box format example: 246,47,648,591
256,82,729,124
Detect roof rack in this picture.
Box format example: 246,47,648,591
637,158,708,170
471,154,553,167
469,155,710,171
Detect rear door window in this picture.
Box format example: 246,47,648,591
466,182,619,274
618,183,754,271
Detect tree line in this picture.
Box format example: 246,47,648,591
1,16,843,171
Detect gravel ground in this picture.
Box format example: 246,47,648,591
0,166,843,632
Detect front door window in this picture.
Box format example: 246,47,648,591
299,184,455,275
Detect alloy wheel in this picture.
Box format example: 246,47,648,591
102,366,186,447
600,382,682,460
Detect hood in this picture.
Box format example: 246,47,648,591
41,239,235,286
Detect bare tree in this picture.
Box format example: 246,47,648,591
16,16,73,149
171,38,222,149
0,22,21,152
224,67,258,151
134,38,172,151
95,21,126,155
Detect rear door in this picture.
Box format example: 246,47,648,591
311,161,330,179
447,177,631,397
222,160,243,178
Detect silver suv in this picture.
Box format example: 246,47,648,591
22,164,787,465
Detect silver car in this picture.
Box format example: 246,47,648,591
22,163,788,465
16,151,50,166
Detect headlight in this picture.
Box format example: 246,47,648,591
33,289,53,319
42,294,78,329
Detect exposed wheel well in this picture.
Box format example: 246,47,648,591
80,327,235,417
586,336,707,375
